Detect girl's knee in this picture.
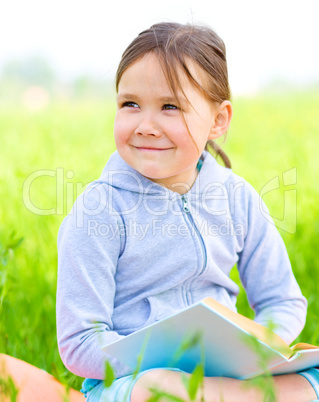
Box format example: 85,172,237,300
131,368,190,402
131,369,168,402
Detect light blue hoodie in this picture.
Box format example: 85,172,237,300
56,150,306,380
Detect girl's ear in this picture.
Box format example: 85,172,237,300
208,100,233,140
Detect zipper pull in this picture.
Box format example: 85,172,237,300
182,195,190,213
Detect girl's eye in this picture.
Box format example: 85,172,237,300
122,101,139,108
163,104,178,110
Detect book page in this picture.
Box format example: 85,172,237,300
291,342,319,352
203,297,292,358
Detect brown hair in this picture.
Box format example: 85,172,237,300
116,22,231,168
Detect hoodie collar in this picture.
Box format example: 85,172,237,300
98,150,231,196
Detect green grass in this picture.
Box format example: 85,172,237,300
0,90,319,392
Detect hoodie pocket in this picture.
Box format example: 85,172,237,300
114,296,158,335
141,296,159,327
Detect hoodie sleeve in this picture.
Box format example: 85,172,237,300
235,181,307,345
56,183,132,380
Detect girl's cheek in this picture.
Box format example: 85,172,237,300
114,120,130,138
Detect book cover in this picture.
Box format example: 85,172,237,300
103,298,319,379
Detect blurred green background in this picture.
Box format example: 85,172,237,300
0,60,319,391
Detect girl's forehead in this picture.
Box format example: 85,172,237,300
119,53,169,85
118,52,207,97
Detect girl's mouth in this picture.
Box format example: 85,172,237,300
135,147,172,152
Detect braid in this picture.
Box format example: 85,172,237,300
205,140,231,169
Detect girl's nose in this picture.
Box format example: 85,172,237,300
134,115,162,137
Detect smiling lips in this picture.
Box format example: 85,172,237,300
134,146,173,152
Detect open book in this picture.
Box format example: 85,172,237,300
103,298,319,379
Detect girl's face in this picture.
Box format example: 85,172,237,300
114,52,231,193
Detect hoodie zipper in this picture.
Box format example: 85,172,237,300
181,194,207,302
182,194,190,213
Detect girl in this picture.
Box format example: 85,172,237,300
57,22,319,401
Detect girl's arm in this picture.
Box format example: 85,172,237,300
56,184,131,380
131,369,317,402
233,180,307,344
